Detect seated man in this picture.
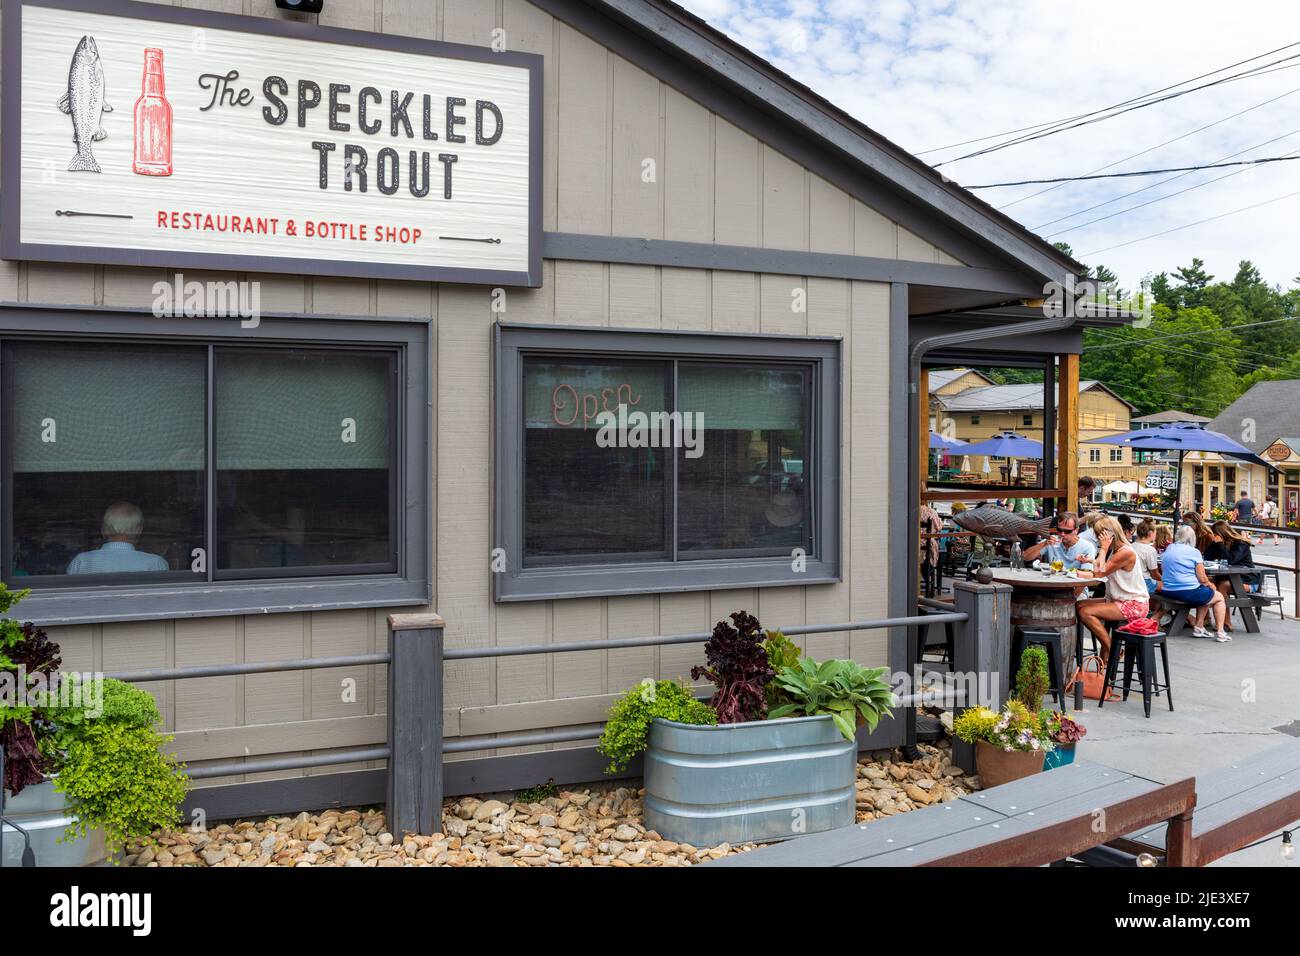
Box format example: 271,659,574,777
1023,510,1097,572
67,502,169,575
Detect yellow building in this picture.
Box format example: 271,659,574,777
929,371,1146,494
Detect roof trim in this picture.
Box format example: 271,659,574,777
586,0,1083,283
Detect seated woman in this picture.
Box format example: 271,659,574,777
1153,523,1173,555
1161,525,1230,642
1182,511,1214,553
1203,520,1259,633
1077,516,1150,664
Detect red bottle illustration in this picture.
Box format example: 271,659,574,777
133,48,172,176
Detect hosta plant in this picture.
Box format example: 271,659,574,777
768,657,895,742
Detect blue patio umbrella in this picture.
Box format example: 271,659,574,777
958,431,1044,459
1085,422,1274,515
929,432,968,450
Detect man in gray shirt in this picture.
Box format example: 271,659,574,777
1234,492,1256,524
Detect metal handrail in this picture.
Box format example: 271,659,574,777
105,652,391,684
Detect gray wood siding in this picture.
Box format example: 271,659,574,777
10,0,926,784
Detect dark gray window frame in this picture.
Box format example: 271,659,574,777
494,323,841,602
0,304,430,626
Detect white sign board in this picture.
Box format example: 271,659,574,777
1144,472,1177,491
2,0,542,285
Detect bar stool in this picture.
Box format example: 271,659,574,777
1098,625,1173,718
1011,628,1067,707
916,606,955,671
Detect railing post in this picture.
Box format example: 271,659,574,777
950,579,1012,773
386,612,445,838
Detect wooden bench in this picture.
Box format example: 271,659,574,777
1110,738,1300,866
706,760,1196,867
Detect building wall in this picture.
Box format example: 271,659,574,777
5,0,973,789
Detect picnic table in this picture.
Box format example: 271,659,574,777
707,760,1195,867
1157,563,1263,636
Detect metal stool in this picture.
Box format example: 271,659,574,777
1099,627,1173,718
916,606,955,671
1011,628,1067,708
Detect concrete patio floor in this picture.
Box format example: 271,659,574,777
1070,609,1299,866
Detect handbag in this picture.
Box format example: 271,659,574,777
1067,653,1121,702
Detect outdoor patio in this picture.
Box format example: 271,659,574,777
1075,609,1299,866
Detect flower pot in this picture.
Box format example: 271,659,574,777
643,714,856,846
1044,742,1076,770
2,778,106,868
973,739,1045,788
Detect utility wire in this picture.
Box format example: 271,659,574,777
1084,316,1300,353
999,85,1300,212
965,155,1300,189
1045,144,1300,238
916,40,1300,156
934,54,1300,167
1083,188,1300,256
1034,126,1300,232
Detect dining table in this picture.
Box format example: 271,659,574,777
987,567,1097,711
1162,562,1263,635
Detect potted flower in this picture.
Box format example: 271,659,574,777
1043,711,1087,769
952,701,1054,788
1,584,187,866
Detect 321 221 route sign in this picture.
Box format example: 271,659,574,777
1,0,543,286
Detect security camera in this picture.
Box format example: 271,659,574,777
275,0,324,13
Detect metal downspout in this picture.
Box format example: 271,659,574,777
903,305,1083,755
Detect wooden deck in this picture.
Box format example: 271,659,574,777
708,760,1195,867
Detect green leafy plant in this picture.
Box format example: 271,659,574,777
952,701,1055,754
1014,647,1050,711
45,676,187,853
516,779,559,803
761,630,801,707
598,679,716,774
768,657,895,742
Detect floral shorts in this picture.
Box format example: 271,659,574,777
1118,599,1149,621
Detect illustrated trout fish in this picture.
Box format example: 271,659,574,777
950,505,1054,541
57,35,113,173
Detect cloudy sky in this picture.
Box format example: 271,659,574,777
680,0,1300,289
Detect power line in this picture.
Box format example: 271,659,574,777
934,53,1300,167
1034,126,1300,232
1082,188,1300,256
1045,144,1300,238
1086,327,1272,371
964,155,1300,189
1084,316,1300,352
998,86,1300,212
916,39,1300,156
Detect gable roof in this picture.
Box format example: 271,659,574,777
935,380,1137,413
584,0,1084,284
1207,380,1300,454
1132,410,1213,424
927,368,996,392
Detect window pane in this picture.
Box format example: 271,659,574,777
215,349,394,573
6,342,205,578
523,358,669,564
677,364,809,556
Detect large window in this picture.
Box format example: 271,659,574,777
4,342,396,585
0,309,428,625
497,327,839,601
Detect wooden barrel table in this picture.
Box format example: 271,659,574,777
988,569,1097,711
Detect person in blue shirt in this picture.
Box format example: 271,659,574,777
1023,511,1097,571
1160,525,1229,641
66,502,169,575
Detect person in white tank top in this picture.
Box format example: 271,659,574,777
1076,515,1150,664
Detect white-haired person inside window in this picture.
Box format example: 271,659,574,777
67,502,169,575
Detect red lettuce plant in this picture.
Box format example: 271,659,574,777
1,587,62,795
692,611,774,724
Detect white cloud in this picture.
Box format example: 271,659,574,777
681,0,1300,287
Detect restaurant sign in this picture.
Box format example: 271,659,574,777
1,0,543,285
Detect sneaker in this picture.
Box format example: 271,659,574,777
1191,626,1210,638
1215,632,1232,643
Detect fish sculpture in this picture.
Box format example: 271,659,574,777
950,504,1054,542
57,35,113,173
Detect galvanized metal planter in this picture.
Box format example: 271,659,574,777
643,714,856,846
2,779,106,868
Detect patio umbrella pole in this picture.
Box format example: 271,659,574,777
1173,450,1184,522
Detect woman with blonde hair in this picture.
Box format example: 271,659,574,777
1076,515,1149,663
1153,523,1173,554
